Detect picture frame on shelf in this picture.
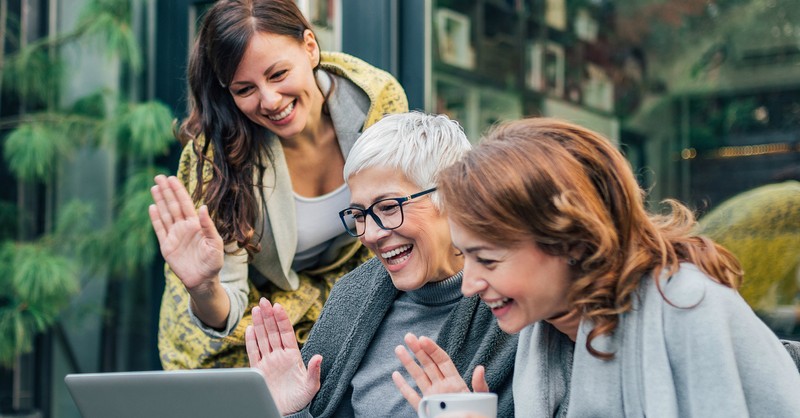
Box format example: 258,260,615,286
574,7,599,42
526,41,564,97
545,0,567,31
582,63,614,112
543,42,565,97
435,8,475,70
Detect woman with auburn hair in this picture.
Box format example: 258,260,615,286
148,0,407,370
393,117,800,416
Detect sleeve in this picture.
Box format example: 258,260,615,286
662,275,800,416
284,407,313,418
173,140,251,338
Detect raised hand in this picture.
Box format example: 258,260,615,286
148,174,224,292
392,333,489,411
246,298,322,415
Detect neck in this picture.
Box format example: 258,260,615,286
545,308,581,342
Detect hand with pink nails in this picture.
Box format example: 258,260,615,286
246,298,322,415
392,333,489,411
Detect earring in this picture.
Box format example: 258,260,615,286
567,258,577,266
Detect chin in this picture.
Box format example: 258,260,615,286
388,273,426,292
497,319,527,335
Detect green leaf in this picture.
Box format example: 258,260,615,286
121,102,176,158
2,44,64,105
52,200,96,255
10,243,79,314
77,0,142,72
3,122,68,182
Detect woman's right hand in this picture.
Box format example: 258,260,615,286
148,174,224,291
246,298,322,415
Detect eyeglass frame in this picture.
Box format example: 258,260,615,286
338,187,437,237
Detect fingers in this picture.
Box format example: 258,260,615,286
392,370,422,410
471,365,489,393
259,298,285,350
152,175,193,227
404,334,445,383
418,336,461,378
245,325,262,366
395,344,431,392
251,305,272,357
167,175,197,220
150,182,174,230
148,204,168,245
272,302,299,351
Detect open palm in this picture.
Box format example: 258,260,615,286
148,175,223,290
246,298,322,415
393,333,489,411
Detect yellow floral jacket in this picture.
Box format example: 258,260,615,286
159,52,408,369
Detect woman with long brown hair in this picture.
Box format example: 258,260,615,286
148,0,407,370
393,117,800,416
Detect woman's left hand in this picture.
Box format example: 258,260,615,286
392,333,489,410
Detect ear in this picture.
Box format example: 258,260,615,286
302,29,320,67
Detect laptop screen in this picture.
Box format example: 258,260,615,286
65,368,282,418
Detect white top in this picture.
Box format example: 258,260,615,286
292,183,355,271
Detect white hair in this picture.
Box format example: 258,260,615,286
343,111,471,211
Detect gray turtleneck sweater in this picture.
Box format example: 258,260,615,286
347,271,464,417
292,257,518,418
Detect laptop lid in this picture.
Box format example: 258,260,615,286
65,368,282,418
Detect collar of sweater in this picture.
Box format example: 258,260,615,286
403,271,464,306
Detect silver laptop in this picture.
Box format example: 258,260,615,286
65,368,282,418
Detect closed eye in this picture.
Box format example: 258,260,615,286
270,69,288,81
233,85,254,96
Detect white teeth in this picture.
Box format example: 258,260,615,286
484,298,511,309
268,101,294,120
381,245,411,259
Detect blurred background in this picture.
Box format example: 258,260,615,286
0,0,798,416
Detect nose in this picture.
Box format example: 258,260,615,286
460,260,486,297
360,214,390,245
258,86,281,112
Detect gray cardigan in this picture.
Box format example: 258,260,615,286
300,258,518,417
514,263,800,417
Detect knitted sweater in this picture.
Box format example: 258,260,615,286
514,263,800,417
300,258,518,417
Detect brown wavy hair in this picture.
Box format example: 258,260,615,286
177,0,318,257
438,117,742,359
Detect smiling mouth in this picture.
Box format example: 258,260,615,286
484,298,512,309
381,244,413,265
268,100,295,121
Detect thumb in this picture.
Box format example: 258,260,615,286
198,205,221,241
471,365,490,393
306,354,323,394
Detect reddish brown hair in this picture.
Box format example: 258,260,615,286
438,117,742,359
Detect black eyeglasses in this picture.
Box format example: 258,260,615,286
338,188,437,237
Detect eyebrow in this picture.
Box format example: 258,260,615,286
348,192,404,209
229,62,281,86
460,245,493,254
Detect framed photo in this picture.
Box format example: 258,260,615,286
527,42,564,97
582,63,614,112
435,8,475,69
574,8,599,42
545,0,567,31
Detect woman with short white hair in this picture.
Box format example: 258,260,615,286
246,112,517,417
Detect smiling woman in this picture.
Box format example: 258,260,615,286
245,112,517,418
147,0,408,370
399,116,800,417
